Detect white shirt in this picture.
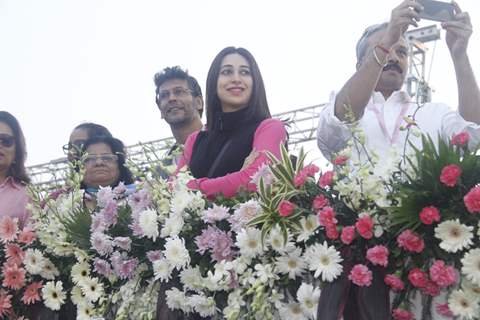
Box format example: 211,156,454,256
317,90,480,161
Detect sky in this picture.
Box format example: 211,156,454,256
1,0,479,167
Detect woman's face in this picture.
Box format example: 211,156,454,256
66,128,88,162
82,142,120,188
0,121,16,175
216,53,253,113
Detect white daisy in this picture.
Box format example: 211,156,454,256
462,279,480,298
297,283,321,319
70,286,85,306
275,248,307,279
269,225,295,254
39,259,60,280
80,277,104,303
24,248,45,275
153,258,173,282
448,289,479,319
138,209,159,241
188,294,216,317
236,227,264,258
297,215,319,242
71,261,91,285
279,302,307,320
76,301,95,320
435,219,474,253
163,237,190,270
42,281,66,311
304,241,343,282
462,248,480,286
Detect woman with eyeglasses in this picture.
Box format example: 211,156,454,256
175,47,287,198
63,122,112,163
0,111,30,225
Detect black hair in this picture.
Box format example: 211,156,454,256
73,122,113,139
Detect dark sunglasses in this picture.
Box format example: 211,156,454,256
0,134,14,148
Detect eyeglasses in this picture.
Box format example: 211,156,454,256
157,87,192,101
0,134,15,148
84,154,119,165
62,140,87,155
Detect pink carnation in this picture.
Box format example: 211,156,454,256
303,164,320,176
278,200,295,217
333,155,349,165
326,225,339,240
419,206,441,225
422,279,440,296
348,264,372,287
397,229,424,253
384,274,405,292
429,260,457,288
451,132,469,146
408,268,428,288
464,186,480,214
318,206,337,228
355,215,374,239
392,308,414,320
435,303,454,317
294,172,308,187
0,216,18,243
341,226,356,245
366,245,389,267
312,194,329,211
318,171,334,188
440,164,461,187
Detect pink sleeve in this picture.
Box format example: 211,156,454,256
195,118,287,198
175,131,200,175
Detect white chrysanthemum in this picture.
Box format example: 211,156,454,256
304,241,343,282
170,190,193,215
297,215,319,242
71,261,91,285
160,214,184,238
80,277,104,303
435,219,474,253
448,289,479,319
201,204,229,223
42,281,66,311
76,301,95,320
275,248,307,279
269,225,295,254
70,286,85,306
40,259,60,280
163,237,190,270
297,283,321,318
230,200,263,232
138,209,159,241
236,227,264,258
153,258,173,282
180,267,203,291
279,302,307,320
462,248,480,286
24,248,46,275
165,288,191,313
188,294,216,317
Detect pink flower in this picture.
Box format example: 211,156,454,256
464,186,480,214
5,244,24,265
0,290,12,317
397,229,425,253
202,204,230,223
408,268,428,288
278,200,295,217
421,280,440,296
294,165,319,187
355,215,374,239
93,258,112,277
0,216,18,242
366,245,389,267
100,201,119,226
440,164,461,187
435,303,454,317
2,264,26,290
114,237,132,251
110,252,138,280
451,132,469,146
303,164,320,176
146,250,163,263
195,226,235,262
419,206,441,225
392,308,414,320
333,155,349,165
18,227,36,245
384,274,405,292
312,194,329,211
326,225,339,240
294,172,308,187
348,264,372,287
341,226,356,245
318,206,337,228
21,282,43,305
429,260,457,288
319,171,334,188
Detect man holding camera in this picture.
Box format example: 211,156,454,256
316,1,479,319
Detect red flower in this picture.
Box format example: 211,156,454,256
348,264,372,287
333,155,349,165
341,226,356,245
421,280,440,297
318,171,334,188
429,260,457,288
397,229,425,253
355,215,374,239
366,245,389,267
419,206,441,225
384,274,405,292
21,282,43,305
439,164,461,187
392,308,414,320
293,172,308,187
451,132,469,146
318,206,337,228
312,194,329,211
326,225,339,240
464,186,480,214
436,303,454,317
278,200,295,217
408,268,428,288
303,164,320,176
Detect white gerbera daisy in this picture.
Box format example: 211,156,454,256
163,237,190,270
269,225,295,254
188,294,216,317
254,263,278,283
448,289,479,319
42,281,66,311
304,241,343,282
297,215,319,242
24,248,45,275
70,286,85,306
462,248,480,286
435,219,474,253
297,283,321,318
236,227,264,258
462,279,480,298
76,301,95,320
138,209,159,241
39,259,60,280
71,261,91,285
80,277,104,303
153,258,173,282
275,248,307,279
279,302,307,320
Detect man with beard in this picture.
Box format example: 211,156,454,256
153,66,203,178
316,1,479,319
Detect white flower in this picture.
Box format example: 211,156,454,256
435,219,474,253
160,214,184,238
188,294,216,317
76,301,95,320
279,303,307,320
275,248,307,279
170,190,193,215
24,248,45,275
70,286,85,306
448,289,479,319
462,279,480,298
297,283,321,319
251,163,274,187
229,200,262,232
201,204,230,223
165,288,191,313
254,263,278,283
42,281,66,311
236,227,264,258
71,261,91,285
138,209,159,241
80,277,104,303
39,259,60,280
462,248,480,286
180,267,203,291
304,241,343,282
153,258,173,282
297,215,319,242
269,225,295,254
163,237,190,270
